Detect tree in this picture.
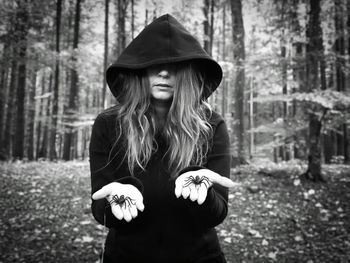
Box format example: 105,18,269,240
203,0,211,55
304,0,326,181
13,0,29,159
230,0,246,161
49,0,62,160
63,0,82,160
102,0,109,109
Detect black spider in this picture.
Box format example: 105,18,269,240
108,194,135,209
183,175,211,188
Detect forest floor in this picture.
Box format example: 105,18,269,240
0,160,349,263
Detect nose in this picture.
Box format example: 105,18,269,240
158,69,170,78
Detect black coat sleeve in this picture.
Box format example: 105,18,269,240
172,119,231,229
89,114,143,228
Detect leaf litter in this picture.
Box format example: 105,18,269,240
0,161,349,262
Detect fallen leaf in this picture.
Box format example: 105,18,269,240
268,252,277,260
224,237,232,243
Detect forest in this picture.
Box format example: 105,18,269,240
0,0,350,178
0,0,350,262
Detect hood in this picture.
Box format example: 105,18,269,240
106,14,222,99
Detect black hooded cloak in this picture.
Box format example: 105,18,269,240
90,14,230,263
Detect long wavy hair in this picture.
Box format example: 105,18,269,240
109,62,213,178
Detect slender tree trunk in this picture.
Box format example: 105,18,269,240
334,0,345,158
3,57,18,159
50,0,62,160
36,72,46,159
40,74,53,158
102,0,109,109
14,0,29,159
304,0,325,181
131,0,135,39
63,0,81,160
221,2,227,117
203,0,211,54
281,43,288,160
117,0,127,56
345,0,350,163
145,8,149,26
231,0,246,161
209,0,215,55
27,58,38,160
0,37,11,153
249,78,254,158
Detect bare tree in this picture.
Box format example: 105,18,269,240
63,0,81,160
49,0,62,160
13,0,29,159
102,0,109,109
304,0,326,181
230,0,246,162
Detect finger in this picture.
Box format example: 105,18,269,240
92,186,111,200
189,184,198,202
111,204,124,220
130,188,144,212
135,200,145,212
197,184,208,205
175,183,183,198
122,205,132,222
213,176,240,188
181,185,191,199
130,204,138,218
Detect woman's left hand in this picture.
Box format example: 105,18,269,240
174,169,240,205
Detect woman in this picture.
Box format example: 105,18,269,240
90,14,237,263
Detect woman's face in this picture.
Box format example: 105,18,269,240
147,64,176,101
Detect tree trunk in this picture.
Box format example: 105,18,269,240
203,0,211,54
0,36,11,155
230,0,246,161
117,0,127,56
27,58,38,160
3,57,18,159
36,71,46,159
13,0,29,159
131,0,135,40
40,74,53,158
281,44,288,160
221,2,227,117
304,0,325,181
49,0,62,160
334,0,345,158
345,0,350,163
63,0,81,161
209,0,215,55
102,0,109,109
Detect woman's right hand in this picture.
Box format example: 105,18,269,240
92,182,145,222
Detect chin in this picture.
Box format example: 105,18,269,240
151,94,173,102
152,93,173,101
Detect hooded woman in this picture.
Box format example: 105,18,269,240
90,14,237,263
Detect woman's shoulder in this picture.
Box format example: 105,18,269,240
92,105,120,135
208,110,225,127
95,105,119,121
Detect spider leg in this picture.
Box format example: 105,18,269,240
108,195,117,206
183,180,193,187
183,176,194,187
200,177,211,188
126,198,133,208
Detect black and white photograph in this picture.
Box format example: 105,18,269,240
0,0,349,262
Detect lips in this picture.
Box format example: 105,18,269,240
155,83,171,88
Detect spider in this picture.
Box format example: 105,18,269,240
108,194,135,209
183,175,211,189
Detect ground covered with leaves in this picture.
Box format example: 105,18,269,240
0,161,349,263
